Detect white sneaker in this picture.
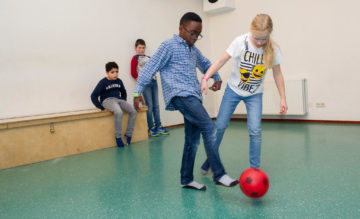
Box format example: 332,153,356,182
216,174,238,187
181,181,206,191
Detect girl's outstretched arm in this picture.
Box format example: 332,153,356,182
201,51,231,94
272,65,288,114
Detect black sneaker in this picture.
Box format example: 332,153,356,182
116,138,124,147
125,135,132,145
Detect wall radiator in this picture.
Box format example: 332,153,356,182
234,79,308,116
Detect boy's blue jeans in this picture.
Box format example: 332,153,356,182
142,79,162,129
201,86,263,170
171,96,226,185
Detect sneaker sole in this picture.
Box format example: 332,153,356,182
215,180,239,187
181,185,206,191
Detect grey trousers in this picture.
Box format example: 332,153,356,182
102,97,137,138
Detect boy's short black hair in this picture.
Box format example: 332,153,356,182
105,62,118,72
135,39,146,47
180,12,202,25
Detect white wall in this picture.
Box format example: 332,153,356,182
0,0,215,126
2,0,359,123
206,0,360,121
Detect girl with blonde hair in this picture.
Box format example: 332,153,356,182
200,14,287,173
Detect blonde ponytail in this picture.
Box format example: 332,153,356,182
263,38,274,69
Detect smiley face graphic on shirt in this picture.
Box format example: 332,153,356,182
240,68,250,83
252,65,265,79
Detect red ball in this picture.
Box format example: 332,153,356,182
239,168,269,198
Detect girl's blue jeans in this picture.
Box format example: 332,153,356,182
201,85,263,170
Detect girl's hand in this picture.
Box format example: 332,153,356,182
201,78,209,95
280,99,288,114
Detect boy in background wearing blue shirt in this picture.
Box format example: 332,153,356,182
133,12,237,190
91,62,137,147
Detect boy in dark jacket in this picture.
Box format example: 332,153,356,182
91,62,137,147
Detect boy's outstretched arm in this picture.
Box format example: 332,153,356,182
133,43,170,111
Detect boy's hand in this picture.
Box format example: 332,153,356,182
209,81,222,92
134,96,145,112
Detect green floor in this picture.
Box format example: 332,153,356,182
1,121,360,218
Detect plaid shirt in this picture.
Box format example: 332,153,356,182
135,34,221,111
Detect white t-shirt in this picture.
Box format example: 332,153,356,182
226,33,282,97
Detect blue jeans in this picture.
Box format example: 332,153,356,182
171,96,226,184
142,79,161,129
201,86,263,169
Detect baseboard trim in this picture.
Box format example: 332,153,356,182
163,118,360,129
165,123,185,129
230,118,360,124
